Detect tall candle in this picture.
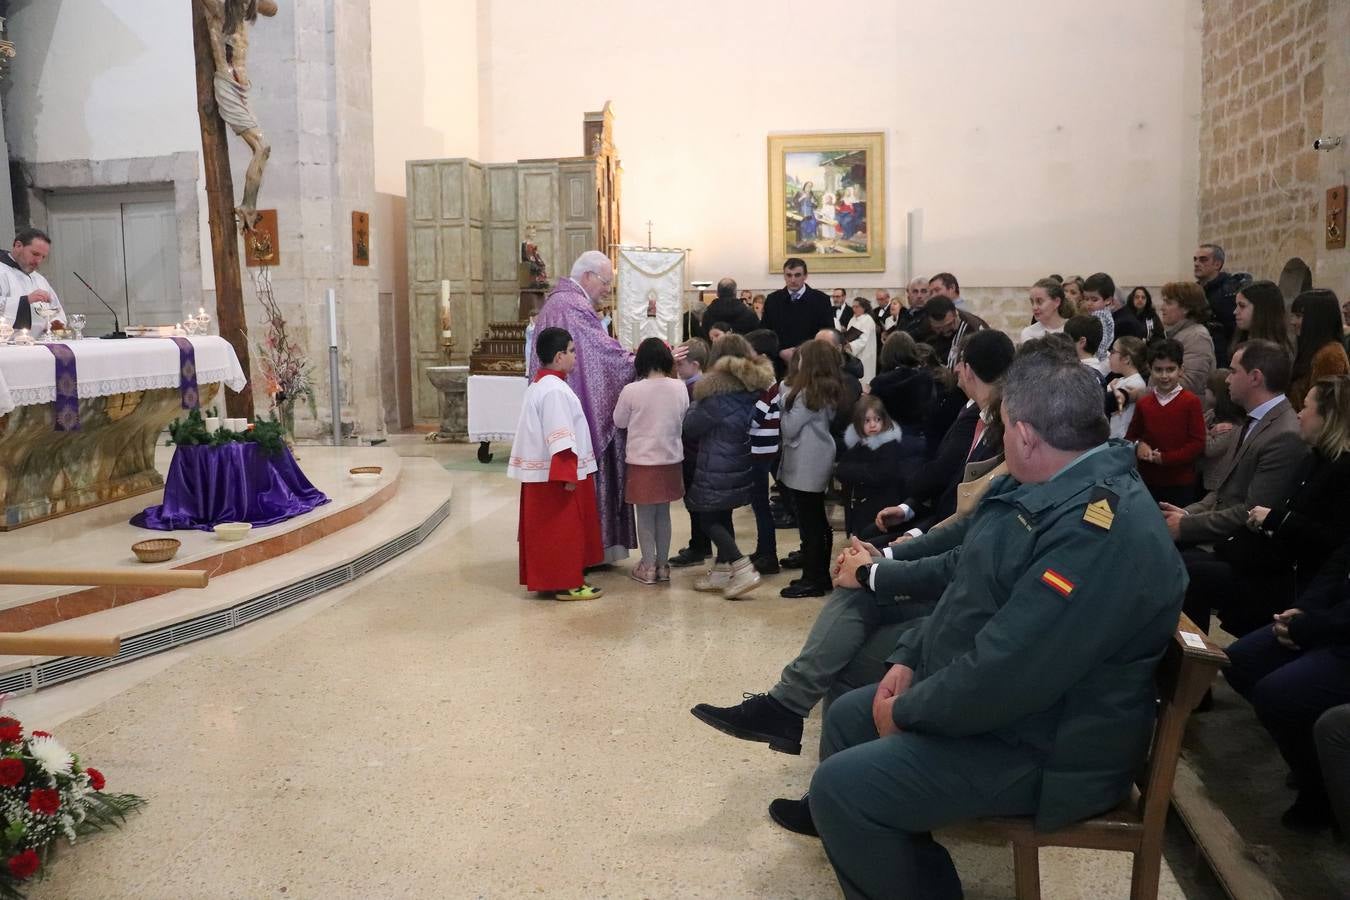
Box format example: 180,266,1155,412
440,280,452,336
326,288,337,347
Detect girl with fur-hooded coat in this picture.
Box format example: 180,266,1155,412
683,353,777,512
835,406,926,536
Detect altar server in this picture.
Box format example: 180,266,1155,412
0,229,65,338
509,327,605,601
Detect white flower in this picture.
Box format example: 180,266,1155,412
28,736,73,776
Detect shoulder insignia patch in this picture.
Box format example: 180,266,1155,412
1082,487,1119,532
1041,568,1074,597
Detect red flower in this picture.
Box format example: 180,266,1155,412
29,731,50,739
0,758,24,787
26,789,59,816
0,718,21,743
6,849,38,880
85,767,105,791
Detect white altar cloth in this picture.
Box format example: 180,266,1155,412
467,374,527,443
0,336,248,417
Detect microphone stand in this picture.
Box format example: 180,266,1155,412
72,271,127,339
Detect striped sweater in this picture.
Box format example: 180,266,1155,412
750,382,782,456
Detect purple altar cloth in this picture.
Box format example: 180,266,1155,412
131,442,330,531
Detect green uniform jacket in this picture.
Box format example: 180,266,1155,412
878,441,1186,831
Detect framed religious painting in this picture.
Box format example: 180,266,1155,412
767,132,885,273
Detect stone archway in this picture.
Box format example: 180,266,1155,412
1278,257,1313,300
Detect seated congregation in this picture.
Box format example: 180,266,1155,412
511,247,1350,898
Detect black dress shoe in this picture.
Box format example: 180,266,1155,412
751,554,781,575
690,693,803,755
778,550,803,568
780,581,828,598
769,795,818,837
668,546,709,568
1282,793,1336,832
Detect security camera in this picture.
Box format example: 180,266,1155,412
1314,136,1343,151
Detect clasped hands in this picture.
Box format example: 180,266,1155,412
1272,608,1303,650
830,536,880,589
872,664,914,737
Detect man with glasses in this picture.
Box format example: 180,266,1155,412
529,250,637,564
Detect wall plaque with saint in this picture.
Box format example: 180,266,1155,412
352,211,370,266
243,209,280,267
1327,186,1346,250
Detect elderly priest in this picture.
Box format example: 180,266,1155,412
0,229,66,338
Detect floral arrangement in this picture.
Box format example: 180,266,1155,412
0,713,144,897
251,267,317,429
168,408,288,457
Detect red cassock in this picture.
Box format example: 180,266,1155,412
518,449,604,592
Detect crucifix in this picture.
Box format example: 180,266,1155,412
190,0,276,418
646,220,653,249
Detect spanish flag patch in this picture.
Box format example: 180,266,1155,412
1041,568,1075,597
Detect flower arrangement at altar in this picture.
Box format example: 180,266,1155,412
0,712,144,898
252,267,316,437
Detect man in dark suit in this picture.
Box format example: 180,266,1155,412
1164,340,1309,632
761,257,835,363
829,288,853,332
700,277,761,338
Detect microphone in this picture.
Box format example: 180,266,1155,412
72,271,127,339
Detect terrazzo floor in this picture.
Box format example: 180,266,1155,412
12,441,1204,899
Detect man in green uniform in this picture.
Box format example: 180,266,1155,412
801,346,1186,900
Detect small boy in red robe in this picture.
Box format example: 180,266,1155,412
508,327,605,600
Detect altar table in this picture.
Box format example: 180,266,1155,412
0,336,247,529
132,442,329,531
466,374,526,463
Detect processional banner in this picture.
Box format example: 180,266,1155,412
615,247,687,351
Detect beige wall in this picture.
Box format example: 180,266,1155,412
468,0,1201,295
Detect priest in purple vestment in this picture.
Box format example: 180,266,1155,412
528,250,636,562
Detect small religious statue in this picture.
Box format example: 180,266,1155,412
521,229,549,289
198,0,277,233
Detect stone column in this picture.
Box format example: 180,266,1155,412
238,0,382,440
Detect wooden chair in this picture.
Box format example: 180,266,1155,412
949,614,1228,900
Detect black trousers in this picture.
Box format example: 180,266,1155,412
697,509,741,563
1226,627,1350,806
791,489,831,587
1180,547,1295,637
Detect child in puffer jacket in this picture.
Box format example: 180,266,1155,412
834,395,926,537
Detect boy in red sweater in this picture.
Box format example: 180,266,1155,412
1126,339,1206,505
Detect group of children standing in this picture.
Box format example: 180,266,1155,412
510,322,875,601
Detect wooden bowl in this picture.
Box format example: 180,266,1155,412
213,522,252,541
132,538,181,563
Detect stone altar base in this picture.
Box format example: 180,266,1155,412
0,444,453,694
0,383,221,530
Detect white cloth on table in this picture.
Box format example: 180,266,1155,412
0,335,247,416
467,374,528,443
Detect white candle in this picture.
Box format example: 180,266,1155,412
326,288,338,347
440,280,450,303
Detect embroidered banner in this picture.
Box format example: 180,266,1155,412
168,337,200,410
42,343,79,431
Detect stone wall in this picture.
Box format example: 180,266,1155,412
1198,0,1329,281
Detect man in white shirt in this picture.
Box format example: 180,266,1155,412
0,229,66,338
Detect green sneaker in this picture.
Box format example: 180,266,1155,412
555,584,604,602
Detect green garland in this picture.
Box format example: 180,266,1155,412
167,408,288,457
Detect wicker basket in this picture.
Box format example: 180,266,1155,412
132,538,180,563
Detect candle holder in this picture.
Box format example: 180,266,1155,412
13,328,33,346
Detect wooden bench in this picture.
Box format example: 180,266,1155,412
948,613,1229,900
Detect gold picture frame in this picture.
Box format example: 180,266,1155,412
768,131,885,273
